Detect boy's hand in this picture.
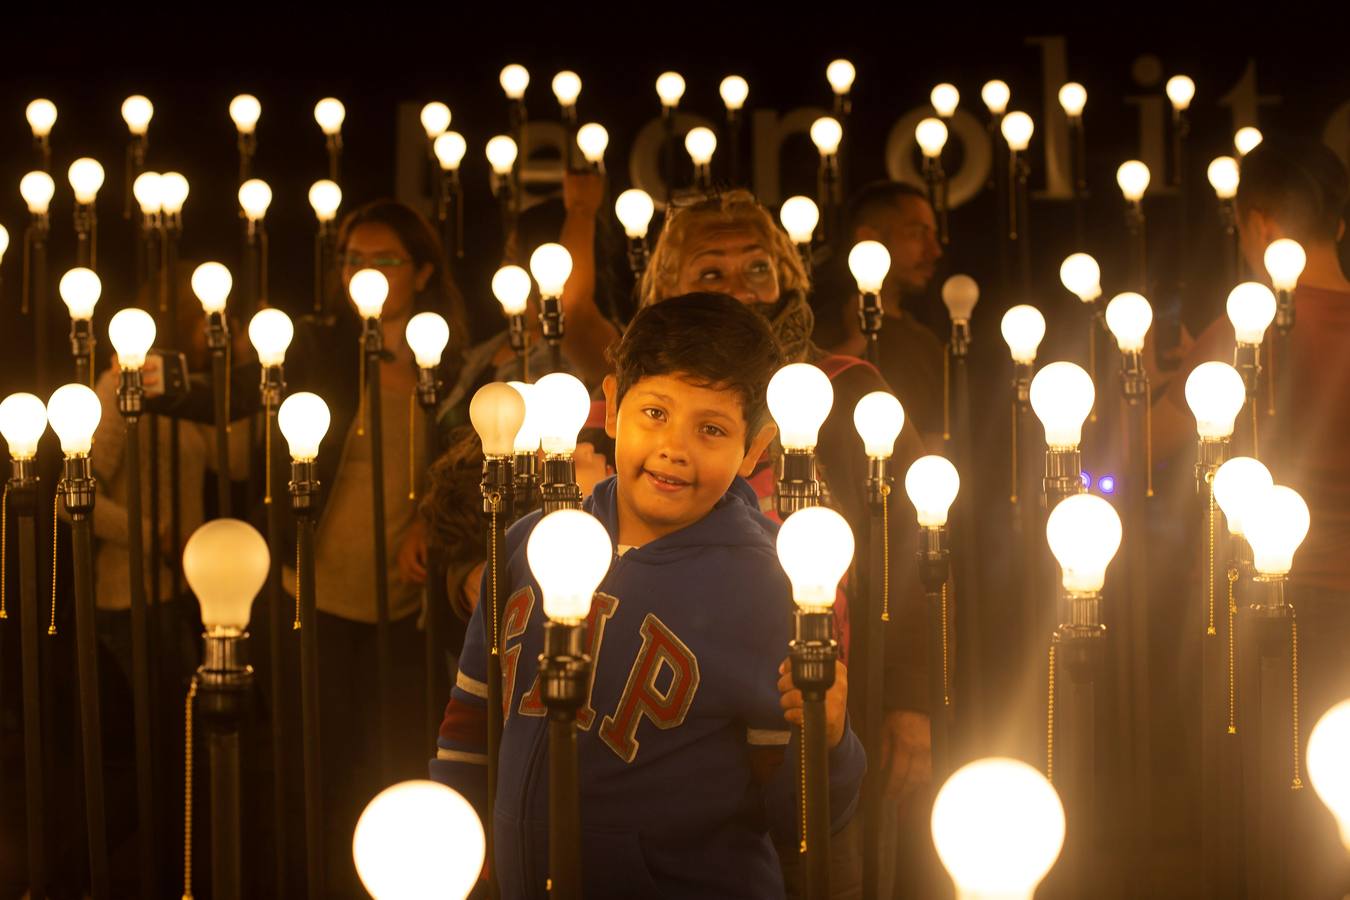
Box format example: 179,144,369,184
778,658,848,748
396,518,428,584
881,710,932,801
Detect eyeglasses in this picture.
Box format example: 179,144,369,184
667,186,758,211
341,253,409,269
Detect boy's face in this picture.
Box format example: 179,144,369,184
603,372,775,547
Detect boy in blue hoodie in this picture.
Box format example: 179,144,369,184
432,292,865,899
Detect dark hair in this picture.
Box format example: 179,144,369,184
846,180,931,236
608,292,783,441
1236,138,1349,244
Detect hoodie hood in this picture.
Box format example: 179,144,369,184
586,474,776,560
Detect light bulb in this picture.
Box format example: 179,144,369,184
0,393,47,460
1207,156,1239,200
508,382,542,454
229,94,261,134
981,80,1011,116
1059,252,1102,302
915,117,948,158
1234,126,1263,158
1046,493,1122,593
529,243,573,299
933,757,1065,900
108,308,156,369
278,392,331,462
767,363,833,451
810,117,843,156
20,171,55,215
59,267,101,320
160,172,189,215
1104,292,1153,352
848,240,891,294
1243,485,1310,577
826,59,856,95
853,391,905,459
248,308,294,367
182,518,269,632
1001,111,1034,152
1212,457,1273,537
46,383,102,456
0,225,8,263
1058,82,1087,118
905,455,960,528
349,269,389,319
551,71,581,108
434,132,467,172
492,265,532,316
576,123,609,164
1001,305,1046,364
615,190,656,239
406,312,451,369
133,171,163,214
1030,362,1095,448
238,178,272,221
1264,239,1306,292
1184,361,1246,439
26,99,56,137
930,83,959,118
68,158,105,205
314,97,345,135
533,372,590,455
779,196,820,245
353,780,485,900
719,75,749,111
942,275,979,323
469,382,526,458
485,135,518,176
776,506,854,610
1226,282,1277,345
527,509,613,623
684,126,717,166
1117,160,1150,201
420,102,451,139
1165,75,1196,111
1307,699,1350,850
655,71,686,108
192,262,232,314
499,65,530,101
308,179,342,222
121,95,153,135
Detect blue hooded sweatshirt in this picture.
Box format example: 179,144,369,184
431,475,866,899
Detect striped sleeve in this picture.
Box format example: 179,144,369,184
429,569,490,818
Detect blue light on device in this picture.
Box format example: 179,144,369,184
1099,475,1116,494
1081,471,1092,490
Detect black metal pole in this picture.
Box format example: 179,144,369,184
260,369,288,898
1127,204,1148,294
481,455,512,900
421,401,445,752
290,461,324,900
918,531,951,779
198,630,251,900
12,466,47,899
1070,119,1087,246
208,315,232,517
1057,624,1100,898
950,349,978,750
364,324,393,780
859,464,885,896
791,610,836,900
542,620,588,900
858,291,882,370
727,110,741,186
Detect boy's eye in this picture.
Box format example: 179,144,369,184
642,407,666,422
701,423,727,437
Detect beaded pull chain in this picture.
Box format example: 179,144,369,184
1010,399,1019,505
940,581,950,706
489,497,501,657
942,345,951,442
293,541,301,631
1046,639,1058,783
408,389,417,501
1227,568,1239,735
181,676,199,900
1291,615,1303,791
1145,381,1155,497
1206,480,1217,637
799,725,808,855
357,347,367,437
1,485,9,619
880,483,891,623
48,490,59,635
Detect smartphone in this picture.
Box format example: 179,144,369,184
144,349,189,400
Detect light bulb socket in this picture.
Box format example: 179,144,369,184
362,318,384,355
1275,291,1295,334
866,457,891,506
626,237,650,277
260,365,286,412
540,296,565,346
73,202,96,237
1065,591,1105,630
776,449,820,519
117,368,145,419
1249,576,1288,618
480,456,515,515
205,312,229,351
1057,617,1106,684
1125,201,1145,231
857,292,883,340
514,452,539,514
1233,344,1261,399
60,456,95,517
541,455,582,514
196,633,254,727
917,526,950,595
29,210,51,233
1195,438,1229,491
950,321,971,358
1043,448,1083,509
416,366,441,411
288,460,321,516
833,94,852,118
1119,350,1147,399
1012,363,1034,404
8,460,38,499
69,319,94,361
540,620,591,718
790,610,837,698
508,313,528,355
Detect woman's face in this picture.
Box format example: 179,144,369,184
673,223,781,307
341,222,431,320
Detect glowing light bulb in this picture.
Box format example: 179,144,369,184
848,240,891,294
348,269,389,319
67,158,104,205
777,506,853,609
1058,82,1087,118
1243,485,1310,577
238,178,272,221
435,132,467,172
810,117,843,156
121,95,153,135
0,393,47,460
182,518,269,632
1184,362,1245,439
534,372,590,455
1047,493,1122,593
1030,362,1095,448
353,781,485,900
160,172,189,215
314,97,345,135
826,59,856,96
1264,239,1306,292
308,179,342,222
492,265,532,316
529,243,573,299
942,275,979,323
1001,111,1033,152
1001,305,1046,365
59,268,101,320
469,382,526,458
1059,253,1102,302
1117,160,1150,202
46,383,101,456
248,308,294,367
655,71,686,108
576,123,609,164
1212,457,1273,537
485,135,518,176
1226,282,1277,345
779,196,819,245
720,75,749,111
930,83,959,118
981,80,1011,116
0,225,8,264
20,171,54,215
133,171,163,214
499,65,530,101
278,392,330,462
1207,156,1239,200
1105,292,1153,352
229,94,261,134
528,509,613,623
905,455,960,528
1165,75,1196,111
768,363,833,451
26,99,56,137
508,382,542,454
1307,700,1350,851
108,308,156,370
551,71,581,108
420,102,451,139
915,117,948,158
1234,127,1263,158
615,190,655,240
852,391,905,459
684,126,717,166
406,312,450,369
192,262,232,314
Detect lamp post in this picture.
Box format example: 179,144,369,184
576,123,608,175
192,262,234,517
421,102,452,225
848,241,890,368
509,381,541,518
161,173,188,608
1208,157,1241,288
528,509,612,900
121,96,152,222
1001,112,1034,295
779,196,819,275
26,99,56,171
826,59,855,201
0,393,50,899
1226,283,1277,456
916,117,950,245
238,178,272,312
615,190,655,280
656,71,686,203
720,76,749,185
1060,253,1104,401
942,274,979,450
229,94,261,184
767,363,833,518
59,267,100,387
932,758,1066,900
491,264,533,382
1000,304,1046,509
534,373,589,513
132,171,163,301
1059,83,1088,242
530,243,573,375
486,135,520,257
1167,75,1195,297
20,171,54,390
182,519,270,900
982,81,1011,287
109,308,161,899
500,65,529,206
353,781,485,900
777,506,853,900
810,116,843,246
433,131,467,262
1117,161,1151,292
279,390,331,899
308,180,342,313
552,71,582,170
48,382,110,900
684,126,717,191
314,97,345,182
67,158,104,271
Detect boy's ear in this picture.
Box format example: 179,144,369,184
601,374,619,439
738,422,777,477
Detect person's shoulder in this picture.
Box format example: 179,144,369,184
504,509,544,555
817,353,888,400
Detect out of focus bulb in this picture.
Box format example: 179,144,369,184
353,781,485,900
1104,292,1153,352
942,275,979,323
981,80,1011,116
314,97,345,135
930,83,959,118
508,382,541,454
492,265,532,316
615,190,655,239
776,506,854,610
915,117,948,158
499,65,530,101
1060,252,1102,302
308,180,342,222
406,312,451,369
1030,362,1095,448
420,102,451,139
527,509,613,624
435,132,467,171
853,392,905,459
59,268,101,320
1207,156,1239,200
133,172,163,214
0,226,9,263
655,71,686,108
1058,82,1087,118
848,240,891,294
780,196,820,245
0,393,47,461
1117,160,1150,202
534,372,590,455
576,123,609,164
1001,305,1046,364
905,455,960,528
768,363,833,451
1165,75,1196,111
485,135,518,176
1226,283,1277,345
810,117,843,156
1212,457,1273,538
720,75,749,111
20,171,55,215
1307,700,1350,851
684,127,717,166
1264,239,1306,292
192,262,232,314
68,158,105,204
529,243,573,299
348,269,389,319
1184,362,1246,440
229,94,261,134
121,95,153,135
1234,127,1263,157
182,519,269,632
26,99,56,137
278,392,330,462
160,172,189,215
1046,493,1122,593
469,382,526,458
248,308,294,367
826,59,856,95
1001,111,1033,152
238,178,272,221
1243,485,1310,578
108,308,157,369
551,71,581,108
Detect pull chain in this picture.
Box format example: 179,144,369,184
940,581,950,706
1227,569,1238,735
1291,614,1303,790
48,490,59,635
942,345,951,442
1251,401,1260,461
1087,321,1097,423
182,676,199,900
1206,482,1217,636
357,347,367,437
1046,639,1057,783
264,413,272,505
1266,341,1276,418
489,499,500,657
1010,399,1019,505
1145,381,1155,497
408,389,417,501
799,723,808,854
880,483,891,623
293,539,302,630
1,485,9,619
223,344,232,434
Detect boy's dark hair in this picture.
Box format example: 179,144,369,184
1236,138,1349,244
609,292,784,442
846,179,931,236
